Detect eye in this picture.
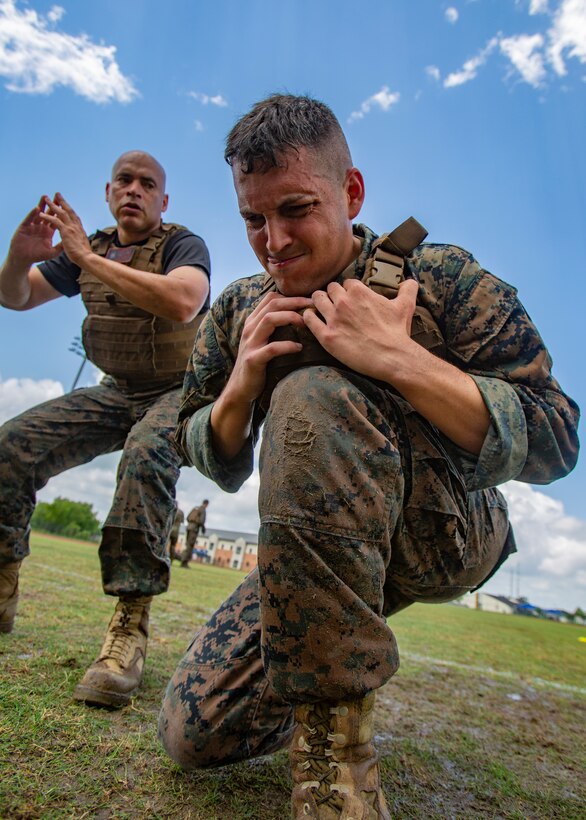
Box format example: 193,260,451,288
243,213,265,229
283,202,313,218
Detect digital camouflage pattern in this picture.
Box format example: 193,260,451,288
164,224,579,758
159,569,294,768
0,377,183,596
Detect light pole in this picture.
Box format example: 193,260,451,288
68,336,87,391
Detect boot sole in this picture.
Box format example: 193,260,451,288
72,683,137,709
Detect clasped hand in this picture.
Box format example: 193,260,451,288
229,277,418,405
303,278,419,383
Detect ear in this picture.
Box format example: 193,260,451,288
345,168,365,220
161,193,169,213
105,182,111,203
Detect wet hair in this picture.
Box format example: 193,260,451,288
225,94,352,180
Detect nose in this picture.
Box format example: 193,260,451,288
126,179,142,198
265,218,292,256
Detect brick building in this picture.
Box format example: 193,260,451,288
193,528,258,572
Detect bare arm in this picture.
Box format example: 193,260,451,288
73,256,209,322
39,194,209,322
210,292,313,460
304,278,490,454
0,200,65,310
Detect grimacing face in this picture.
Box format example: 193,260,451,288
233,146,365,296
106,153,168,243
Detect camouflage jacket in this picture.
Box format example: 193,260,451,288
176,225,579,494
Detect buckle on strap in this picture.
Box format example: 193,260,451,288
364,216,428,296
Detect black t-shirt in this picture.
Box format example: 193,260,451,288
38,228,211,312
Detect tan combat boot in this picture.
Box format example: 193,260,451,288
0,561,21,634
73,596,152,708
290,692,391,819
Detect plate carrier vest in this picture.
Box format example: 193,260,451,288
79,223,204,386
260,217,445,410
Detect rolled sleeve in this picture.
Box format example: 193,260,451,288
468,375,528,491
183,404,255,494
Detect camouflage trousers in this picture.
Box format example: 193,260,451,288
181,524,201,563
0,376,184,597
159,366,511,768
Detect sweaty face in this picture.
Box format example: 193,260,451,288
233,147,364,296
106,153,168,243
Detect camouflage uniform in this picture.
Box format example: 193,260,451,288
159,225,579,767
181,504,207,565
0,226,210,599
168,507,184,561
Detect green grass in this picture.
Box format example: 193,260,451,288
1,532,585,819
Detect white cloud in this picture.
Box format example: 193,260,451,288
445,7,459,24
0,376,64,424
547,0,586,76
442,0,586,90
188,90,228,107
0,0,138,103
46,5,64,23
488,481,586,610
348,85,400,123
500,32,547,86
426,64,441,81
194,119,204,132
444,36,500,87
529,0,550,13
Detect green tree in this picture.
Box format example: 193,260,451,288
31,497,101,541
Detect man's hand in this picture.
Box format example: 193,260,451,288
0,198,65,310
210,291,313,460
226,291,313,404
38,193,92,268
303,278,419,382
8,197,63,267
304,277,490,454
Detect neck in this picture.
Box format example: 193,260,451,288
116,222,162,246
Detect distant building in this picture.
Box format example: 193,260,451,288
195,528,258,572
455,592,518,615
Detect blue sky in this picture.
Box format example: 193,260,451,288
0,0,585,610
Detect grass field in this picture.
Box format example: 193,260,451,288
1,533,584,819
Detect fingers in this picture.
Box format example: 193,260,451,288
46,242,64,259
397,277,419,304
253,291,312,319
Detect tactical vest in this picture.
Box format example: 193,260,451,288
259,217,445,410
79,223,204,386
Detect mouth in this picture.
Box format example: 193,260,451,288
267,253,304,269
121,203,142,214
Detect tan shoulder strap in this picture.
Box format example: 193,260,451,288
363,217,428,295
363,217,445,357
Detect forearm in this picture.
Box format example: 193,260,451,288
78,252,205,321
383,339,491,454
0,255,33,309
209,384,256,462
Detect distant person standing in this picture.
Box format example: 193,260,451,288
168,507,184,562
180,500,209,568
0,150,210,708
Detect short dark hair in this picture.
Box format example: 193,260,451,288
225,94,352,177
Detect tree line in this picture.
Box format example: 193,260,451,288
31,497,101,541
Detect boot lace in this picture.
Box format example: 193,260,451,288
99,604,142,668
297,703,345,811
